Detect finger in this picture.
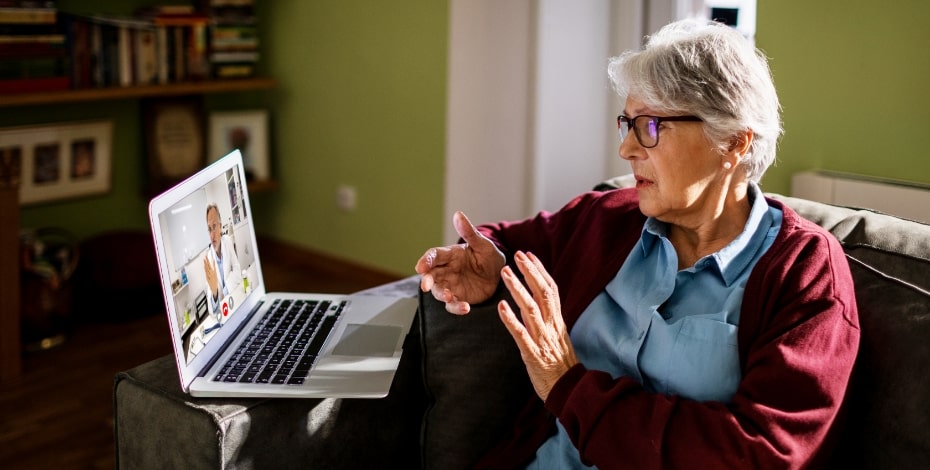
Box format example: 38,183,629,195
417,246,460,272
419,272,434,293
497,299,534,354
425,271,462,304
525,252,557,291
500,265,542,337
414,248,438,274
430,283,450,303
426,284,469,315
514,251,559,323
453,211,490,248
514,251,548,294
416,247,460,294
445,299,471,315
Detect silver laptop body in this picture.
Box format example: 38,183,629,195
148,150,416,398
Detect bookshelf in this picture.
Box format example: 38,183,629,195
0,77,276,107
0,0,271,382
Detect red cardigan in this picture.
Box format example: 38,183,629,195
474,188,860,469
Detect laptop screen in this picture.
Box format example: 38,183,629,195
154,164,261,365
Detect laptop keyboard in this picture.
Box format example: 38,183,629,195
213,298,346,385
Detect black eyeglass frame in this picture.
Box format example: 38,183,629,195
617,114,703,148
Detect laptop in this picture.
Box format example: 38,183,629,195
148,150,417,398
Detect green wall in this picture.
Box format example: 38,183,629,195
3,101,151,238
11,0,927,276
256,0,447,276
9,0,447,277
756,0,930,194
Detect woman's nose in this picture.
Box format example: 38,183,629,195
618,131,639,161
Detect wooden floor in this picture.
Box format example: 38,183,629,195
0,240,403,469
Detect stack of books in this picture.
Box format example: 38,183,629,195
67,14,156,88
140,5,212,83
202,0,258,79
66,5,212,89
2,2,262,93
0,1,70,93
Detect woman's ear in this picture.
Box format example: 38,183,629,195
729,130,754,158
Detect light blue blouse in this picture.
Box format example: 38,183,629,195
526,183,783,469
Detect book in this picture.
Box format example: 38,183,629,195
209,24,257,50
0,40,65,58
0,2,263,91
65,15,92,88
134,5,196,17
134,27,157,85
150,13,209,27
90,20,101,86
187,22,209,79
155,24,168,84
208,6,255,25
117,24,131,86
0,56,58,75
0,33,63,43
209,50,258,63
0,6,55,24
202,0,258,80
213,62,253,79
0,75,68,93
0,22,59,35
172,24,185,81
99,21,118,86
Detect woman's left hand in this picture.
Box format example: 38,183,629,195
498,251,579,402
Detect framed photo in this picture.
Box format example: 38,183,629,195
142,96,206,191
0,120,113,205
208,110,269,181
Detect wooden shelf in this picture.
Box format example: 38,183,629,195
0,77,277,108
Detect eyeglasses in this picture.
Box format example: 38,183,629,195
617,114,702,148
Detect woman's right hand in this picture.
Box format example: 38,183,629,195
415,211,506,315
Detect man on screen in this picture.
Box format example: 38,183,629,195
203,203,242,314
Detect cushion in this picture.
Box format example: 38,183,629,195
768,194,930,291
424,177,930,467
418,286,533,469
832,261,930,468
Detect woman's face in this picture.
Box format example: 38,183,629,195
619,96,729,226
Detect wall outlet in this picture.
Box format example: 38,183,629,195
336,185,357,212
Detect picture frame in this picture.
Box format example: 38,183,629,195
0,120,113,205
142,96,207,192
208,110,270,181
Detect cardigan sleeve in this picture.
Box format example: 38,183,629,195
476,189,645,326
544,207,860,469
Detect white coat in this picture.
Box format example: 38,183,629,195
205,234,242,313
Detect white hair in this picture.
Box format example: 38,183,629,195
608,19,783,182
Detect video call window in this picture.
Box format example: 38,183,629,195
158,166,258,363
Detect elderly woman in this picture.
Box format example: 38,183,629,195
415,18,859,469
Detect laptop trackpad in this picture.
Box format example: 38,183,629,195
332,324,403,357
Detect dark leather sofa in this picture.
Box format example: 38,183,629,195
114,178,930,468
